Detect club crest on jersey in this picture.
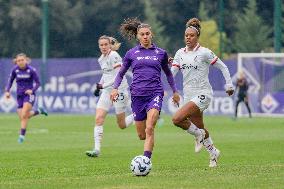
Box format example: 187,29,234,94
155,49,159,54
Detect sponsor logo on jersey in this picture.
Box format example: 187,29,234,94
137,56,158,61
17,74,30,78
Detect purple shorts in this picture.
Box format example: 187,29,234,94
17,94,36,109
131,93,164,121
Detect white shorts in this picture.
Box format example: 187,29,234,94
184,94,212,112
96,89,129,114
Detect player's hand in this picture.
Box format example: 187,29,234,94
96,83,103,90
25,89,33,95
168,57,174,66
225,83,234,96
5,92,10,99
226,89,234,96
110,89,119,102
93,89,100,97
172,92,180,107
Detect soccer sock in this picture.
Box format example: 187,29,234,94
34,110,39,116
203,136,217,154
125,114,134,127
94,125,103,152
187,122,203,137
143,151,152,159
20,128,26,136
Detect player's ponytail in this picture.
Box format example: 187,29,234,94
120,17,142,40
109,37,121,51
186,18,201,36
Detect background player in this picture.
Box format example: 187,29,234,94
171,18,234,167
5,53,48,143
234,71,252,118
86,36,134,157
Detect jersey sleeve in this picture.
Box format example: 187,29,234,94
206,49,233,90
171,49,182,77
5,69,16,92
113,51,132,89
204,48,218,65
161,51,177,93
111,51,123,69
31,67,41,93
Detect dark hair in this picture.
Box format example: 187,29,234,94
186,18,201,36
120,17,151,40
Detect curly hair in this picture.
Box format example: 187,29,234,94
120,17,151,40
186,18,201,36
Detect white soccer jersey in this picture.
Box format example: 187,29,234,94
171,43,233,99
98,51,128,91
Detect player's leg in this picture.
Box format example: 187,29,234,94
235,98,241,118
18,102,33,143
172,101,206,152
191,113,220,167
86,90,110,157
114,92,134,129
143,108,159,159
244,96,252,118
28,107,48,118
135,120,146,140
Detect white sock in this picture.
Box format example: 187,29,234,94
125,114,134,127
203,136,216,154
94,125,103,152
187,122,202,137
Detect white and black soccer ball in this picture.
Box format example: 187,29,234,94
130,155,152,176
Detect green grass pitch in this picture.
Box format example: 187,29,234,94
0,114,283,189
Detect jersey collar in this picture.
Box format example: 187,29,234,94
184,43,200,52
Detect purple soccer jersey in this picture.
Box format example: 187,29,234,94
113,44,177,96
5,65,40,96
113,44,177,120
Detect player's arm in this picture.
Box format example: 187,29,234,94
170,50,181,77
212,59,234,95
161,52,180,105
5,69,16,98
111,52,131,101
31,68,41,93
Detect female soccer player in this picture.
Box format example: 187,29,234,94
5,53,48,143
110,18,180,159
86,36,134,157
235,71,252,118
171,18,234,167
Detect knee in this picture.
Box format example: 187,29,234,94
138,133,146,140
172,116,181,126
95,115,104,125
21,112,29,120
117,120,126,129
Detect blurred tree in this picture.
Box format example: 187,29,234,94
233,0,272,52
143,0,170,50
0,0,41,57
198,0,228,57
49,0,84,57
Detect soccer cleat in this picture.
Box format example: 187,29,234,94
39,107,48,116
209,149,220,168
18,135,25,143
195,129,205,153
86,150,100,157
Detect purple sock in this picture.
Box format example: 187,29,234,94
143,151,152,159
20,128,26,136
34,110,39,116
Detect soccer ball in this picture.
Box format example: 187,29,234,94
130,155,152,176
